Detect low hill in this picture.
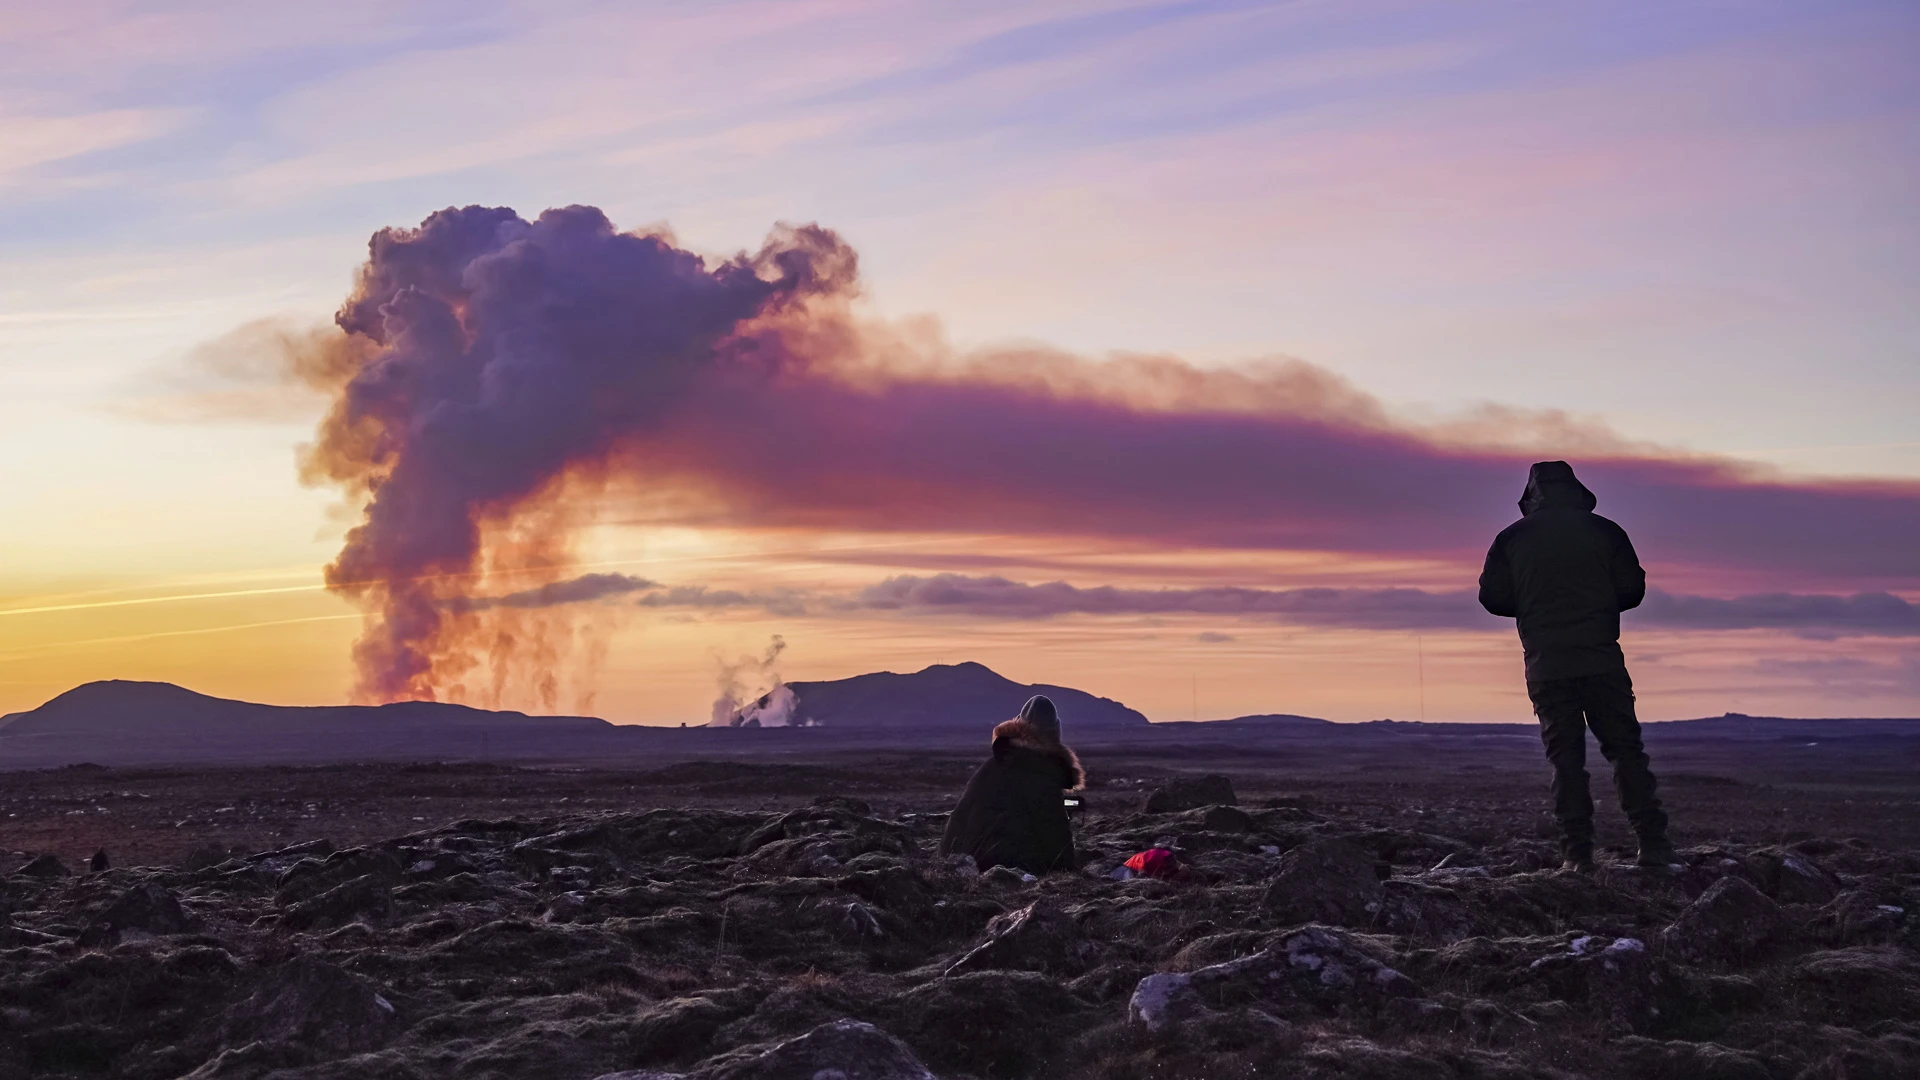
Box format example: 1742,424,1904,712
4,675,1912,770
0,680,610,738
736,661,1150,728
1155,712,1335,730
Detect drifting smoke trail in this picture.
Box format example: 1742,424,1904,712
304,205,855,703
302,203,1920,705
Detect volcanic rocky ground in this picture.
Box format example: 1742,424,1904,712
2,738,1918,1080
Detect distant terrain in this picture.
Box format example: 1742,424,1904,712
3,667,1919,1078
1,734,1917,1078
1,664,1917,770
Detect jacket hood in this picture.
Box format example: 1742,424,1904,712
1016,694,1060,739
992,718,1084,790
1519,460,1597,515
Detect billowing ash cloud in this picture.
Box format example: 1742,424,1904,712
304,205,855,701
303,202,1920,702
657,379,1920,581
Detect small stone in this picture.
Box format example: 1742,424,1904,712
1262,838,1385,926
543,891,588,923
279,874,393,931
700,1018,934,1080
1144,774,1237,813
1660,875,1785,963
215,956,402,1055
1128,972,1197,1033
839,900,885,942
1201,805,1255,832
946,898,1080,975
15,853,69,879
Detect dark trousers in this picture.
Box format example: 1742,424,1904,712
1527,669,1668,859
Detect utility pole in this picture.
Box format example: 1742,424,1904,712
1192,673,1198,723
1417,636,1426,723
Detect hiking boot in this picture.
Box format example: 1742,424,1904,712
1560,856,1596,873
1636,840,1680,868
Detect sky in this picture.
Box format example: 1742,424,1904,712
1,0,1916,724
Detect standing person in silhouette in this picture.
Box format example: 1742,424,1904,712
1479,461,1676,872
940,695,1084,875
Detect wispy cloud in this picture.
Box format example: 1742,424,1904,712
846,574,1493,629
492,569,1919,638
836,574,1920,637
1637,590,1920,637
447,572,657,613
0,106,188,182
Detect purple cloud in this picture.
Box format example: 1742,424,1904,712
304,203,1920,702
557,571,1914,638
447,572,656,612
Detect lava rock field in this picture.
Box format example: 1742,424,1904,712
2,765,1918,1079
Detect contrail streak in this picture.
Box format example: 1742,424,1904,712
0,584,327,617
0,613,364,663
0,537,990,618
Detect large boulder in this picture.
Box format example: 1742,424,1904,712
1660,876,1786,963
1793,946,1920,1025
278,874,393,931
14,854,69,879
77,882,194,946
891,970,1081,1076
697,1020,936,1080
1200,806,1255,833
272,846,400,906
1144,775,1237,813
1262,838,1385,926
945,898,1083,975
1128,925,1419,1033
1746,848,1842,905
1811,889,1911,947
208,957,401,1060
1527,935,1666,1035
1376,879,1480,942
1613,1036,1772,1080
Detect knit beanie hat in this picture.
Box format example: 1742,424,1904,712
1018,695,1060,739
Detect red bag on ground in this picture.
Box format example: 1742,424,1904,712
1124,848,1185,879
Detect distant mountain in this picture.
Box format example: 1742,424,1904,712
1158,713,1335,730
1648,712,1920,739
0,680,612,739
737,661,1150,729
5,677,1911,771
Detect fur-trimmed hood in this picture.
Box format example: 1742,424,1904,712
991,718,1084,791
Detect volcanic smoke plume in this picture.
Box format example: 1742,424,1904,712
305,205,855,704
305,203,1920,706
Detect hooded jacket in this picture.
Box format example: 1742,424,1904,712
1478,461,1646,683
939,718,1084,875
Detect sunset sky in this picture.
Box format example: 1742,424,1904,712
2,0,1916,724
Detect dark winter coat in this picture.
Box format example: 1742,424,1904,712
939,719,1084,875
1478,461,1647,684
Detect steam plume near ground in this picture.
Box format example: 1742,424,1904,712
301,204,1920,704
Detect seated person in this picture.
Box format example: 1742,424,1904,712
939,695,1084,874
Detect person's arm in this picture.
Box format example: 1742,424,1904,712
1610,524,1647,612
1478,534,1517,617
